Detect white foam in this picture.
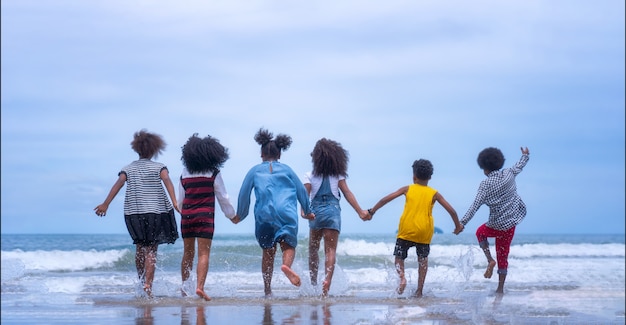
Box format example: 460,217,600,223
1,249,130,272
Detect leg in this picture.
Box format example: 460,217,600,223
395,257,407,294
496,273,507,294
392,239,410,295
195,238,212,301
181,237,196,296
476,224,496,278
262,245,277,297
135,244,146,282
141,244,158,297
279,242,301,287
308,229,323,286
321,229,339,296
414,256,428,298
494,227,515,293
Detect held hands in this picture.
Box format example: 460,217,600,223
302,212,315,221
230,215,241,224
453,223,464,235
358,209,371,221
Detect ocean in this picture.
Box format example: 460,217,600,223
1,233,624,325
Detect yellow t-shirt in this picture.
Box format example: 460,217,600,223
396,184,437,244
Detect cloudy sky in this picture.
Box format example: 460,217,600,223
1,1,624,236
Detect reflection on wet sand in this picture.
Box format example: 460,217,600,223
262,302,333,325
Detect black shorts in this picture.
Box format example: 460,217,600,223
393,238,430,259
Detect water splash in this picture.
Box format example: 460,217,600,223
456,247,475,282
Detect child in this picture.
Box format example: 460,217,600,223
460,146,530,294
367,159,463,298
232,128,315,297
303,138,369,296
94,129,179,297
178,133,238,301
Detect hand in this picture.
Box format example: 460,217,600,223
453,224,464,235
94,204,108,217
302,212,315,221
521,147,529,155
230,215,241,224
358,209,370,221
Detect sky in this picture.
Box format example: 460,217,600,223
1,1,624,236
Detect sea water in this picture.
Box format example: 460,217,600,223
2,233,624,324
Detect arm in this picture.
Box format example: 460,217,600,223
368,186,409,218
293,173,314,220
512,147,530,175
460,182,486,226
301,182,313,219
338,179,369,221
94,173,126,217
214,172,236,220
160,168,179,214
434,192,464,234
177,175,184,212
235,168,255,222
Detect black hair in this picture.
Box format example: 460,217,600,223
254,128,292,160
477,147,505,172
412,159,433,180
181,133,229,174
131,129,166,159
311,138,348,177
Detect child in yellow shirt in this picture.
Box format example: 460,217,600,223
367,159,463,297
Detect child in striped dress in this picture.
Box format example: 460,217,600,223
94,129,180,298
178,133,237,301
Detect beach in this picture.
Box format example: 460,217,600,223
2,233,624,324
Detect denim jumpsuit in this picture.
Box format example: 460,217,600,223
308,176,341,232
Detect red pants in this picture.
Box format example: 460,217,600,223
476,224,515,274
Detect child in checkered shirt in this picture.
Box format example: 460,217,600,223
460,146,530,294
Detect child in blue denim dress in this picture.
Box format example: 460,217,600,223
303,138,369,296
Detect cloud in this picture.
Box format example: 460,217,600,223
1,0,624,235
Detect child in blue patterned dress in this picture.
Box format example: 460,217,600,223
233,128,315,297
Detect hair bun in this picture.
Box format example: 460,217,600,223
254,128,273,145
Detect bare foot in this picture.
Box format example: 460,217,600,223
196,288,211,301
412,290,423,298
322,280,331,296
281,265,301,287
484,260,496,278
397,277,407,295
143,284,153,298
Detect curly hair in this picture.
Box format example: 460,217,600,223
311,138,349,177
477,147,505,172
412,159,433,180
131,129,166,159
254,128,292,160
181,133,229,174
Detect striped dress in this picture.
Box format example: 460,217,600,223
178,168,236,239
121,159,178,245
